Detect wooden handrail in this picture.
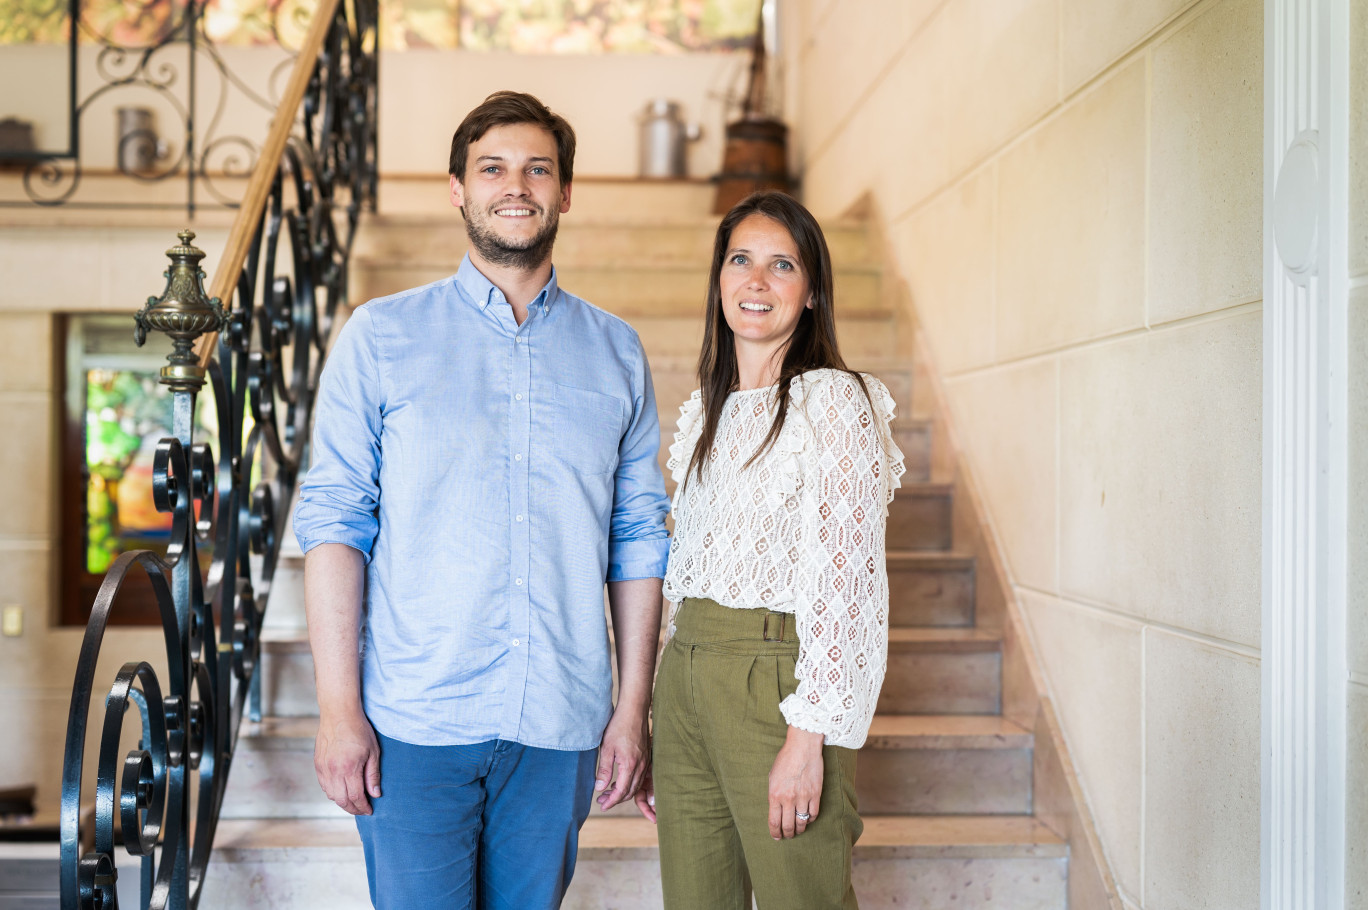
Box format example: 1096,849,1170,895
195,0,343,367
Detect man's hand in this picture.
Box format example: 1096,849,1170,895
304,544,375,815
315,709,382,816
768,726,825,839
601,578,663,812
595,710,649,811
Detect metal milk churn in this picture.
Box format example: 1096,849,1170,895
638,99,702,179
116,106,169,175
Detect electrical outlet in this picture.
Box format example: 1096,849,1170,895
2,605,22,637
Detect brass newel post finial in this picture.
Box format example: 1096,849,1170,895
134,229,230,393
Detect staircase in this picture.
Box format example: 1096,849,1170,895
203,180,1085,909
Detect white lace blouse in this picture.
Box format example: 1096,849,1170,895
662,368,906,748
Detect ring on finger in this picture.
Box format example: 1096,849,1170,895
795,811,811,822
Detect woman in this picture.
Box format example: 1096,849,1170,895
638,191,905,908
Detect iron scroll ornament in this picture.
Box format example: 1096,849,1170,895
8,0,320,213
58,0,377,904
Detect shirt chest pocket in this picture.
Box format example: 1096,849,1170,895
552,383,625,475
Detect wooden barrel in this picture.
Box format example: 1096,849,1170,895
712,117,792,214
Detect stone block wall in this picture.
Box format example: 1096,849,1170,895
784,1,1276,907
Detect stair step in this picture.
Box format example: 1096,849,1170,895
863,714,1031,749
209,813,1071,853
880,629,1001,715
204,815,1067,910
648,363,920,440
224,712,1033,820
261,559,306,631
887,551,975,627
0,845,143,909
256,629,1005,720
887,627,999,650
638,315,898,363
353,216,881,269
893,423,933,483
887,483,954,551
259,630,318,718
351,262,889,320
858,715,1032,815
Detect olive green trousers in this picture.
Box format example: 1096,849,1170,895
653,597,861,910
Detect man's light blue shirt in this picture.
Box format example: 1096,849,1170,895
293,255,670,751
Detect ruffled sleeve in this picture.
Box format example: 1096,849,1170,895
666,390,704,506
867,376,906,512
778,370,906,748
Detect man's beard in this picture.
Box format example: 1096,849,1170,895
463,203,560,271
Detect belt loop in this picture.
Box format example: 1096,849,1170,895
763,612,786,642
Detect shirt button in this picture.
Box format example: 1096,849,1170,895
515,393,523,401
516,514,524,522
515,453,523,462
515,577,523,586
511,638,521,647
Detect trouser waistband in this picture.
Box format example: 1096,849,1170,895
673,597,800,647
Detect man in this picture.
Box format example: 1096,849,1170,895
293,91,669,909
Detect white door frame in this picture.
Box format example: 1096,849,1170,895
1261,0,1351,908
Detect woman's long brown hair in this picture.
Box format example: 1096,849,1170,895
685,191,871,486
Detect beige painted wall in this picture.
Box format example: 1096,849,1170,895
377,49,742,178
785,0,1267,907
0,44,744,178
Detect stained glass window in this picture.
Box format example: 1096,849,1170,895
70,316,226,574
454,0,756,54
0,0,757,51
61,315,250,624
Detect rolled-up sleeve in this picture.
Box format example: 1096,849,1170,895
293,305,383,561
605,337,670,582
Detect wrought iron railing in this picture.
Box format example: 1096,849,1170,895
2,0,330,214
58,0,377,903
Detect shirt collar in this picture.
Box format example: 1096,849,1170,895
455,253,560,314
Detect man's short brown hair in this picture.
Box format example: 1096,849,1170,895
448,91,576,186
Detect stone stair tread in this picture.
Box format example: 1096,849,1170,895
362,213,873,230
901,481,954,497
211,814,1066,862
240,716,318,744
885,550,974,568
355,255,884,277
647,353,913,373
215,817,360,853
885,628,1000,651
864,715,1031,750
261,628,310,651
261,626,1001,654
238,713,1030,752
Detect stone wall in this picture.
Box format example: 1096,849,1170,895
784,1,1270,907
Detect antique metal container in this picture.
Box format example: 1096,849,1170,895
638,99,701,179
116,106,167,175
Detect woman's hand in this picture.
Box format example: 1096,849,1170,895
768,726,824,839
634,765,657,823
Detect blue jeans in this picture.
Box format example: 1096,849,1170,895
355,732,598,910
